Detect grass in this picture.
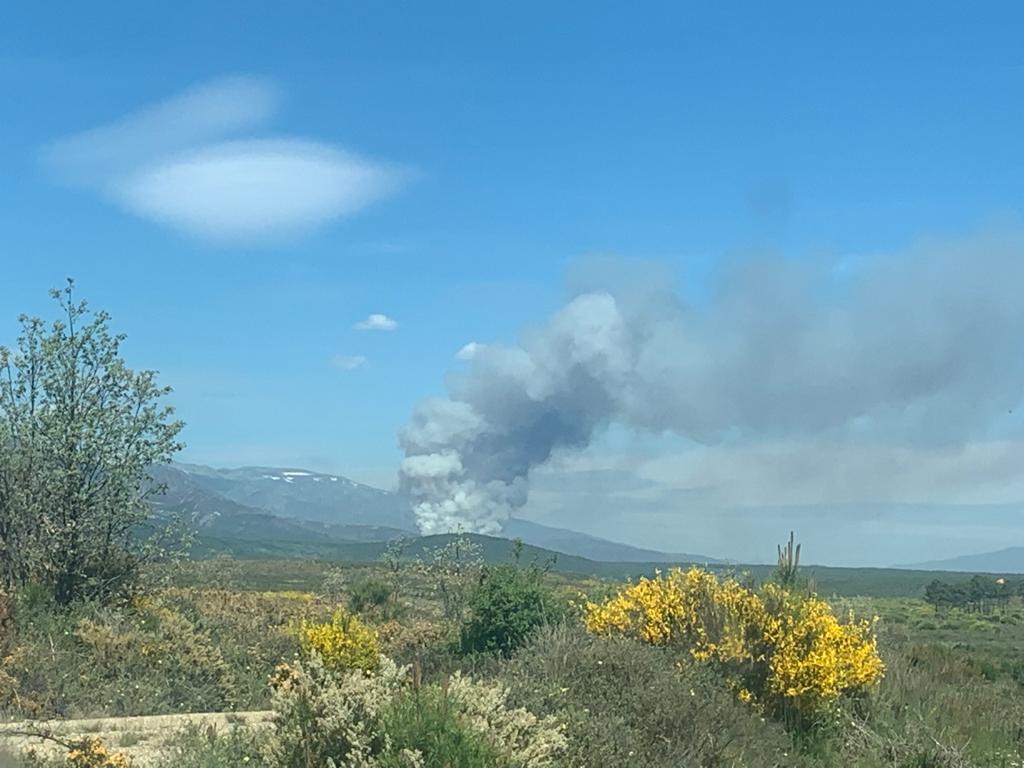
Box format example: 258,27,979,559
840,595,1024,690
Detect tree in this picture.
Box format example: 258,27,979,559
924,579,962,611
0,280,184,604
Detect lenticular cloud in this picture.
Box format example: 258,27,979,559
111,140,401,241
41,76,406,241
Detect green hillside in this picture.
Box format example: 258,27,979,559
190,532,973,598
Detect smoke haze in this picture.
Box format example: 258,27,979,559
399,228,1024,536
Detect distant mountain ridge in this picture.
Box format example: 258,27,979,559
500,518,721,564
147,463,410,544
165,462,416,529
900,547,1024,574
151,462,720,564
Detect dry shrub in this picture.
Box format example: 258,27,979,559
444,673,566,766
0,592,237,718
501,624,796,768
264,653,406,767
159,587,332,707
378,619,448,658
265,653,564,768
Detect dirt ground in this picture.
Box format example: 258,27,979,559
0,710,273,766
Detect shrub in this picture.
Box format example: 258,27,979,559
75,596,237,711
419,534,483,623
501,624,795,768
348,578,396,616
15,737,134,768
158,587,326,710
297,610,381,673
840,642,1024,767
443,673,566,766
65,738,132,768
264,654,406,768
583,567,884,725
265,652,564,768
378,687,511,768
458,565,560,657
378,619,449,662
320,568,348,603
0,591,236,718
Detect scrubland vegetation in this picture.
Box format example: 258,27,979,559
4,289,1024,767
3,548,1024,767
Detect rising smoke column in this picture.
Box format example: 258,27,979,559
399,234,1024,535
399,291,633,534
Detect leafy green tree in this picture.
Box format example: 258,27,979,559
0,280,184,604
924,579,963,611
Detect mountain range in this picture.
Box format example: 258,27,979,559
149,462,720,564
152,463,1023,574
901,548,1024,574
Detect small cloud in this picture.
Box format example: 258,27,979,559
333,354,367,371
354,313,399,331
41,76,409,242
456,342,486,361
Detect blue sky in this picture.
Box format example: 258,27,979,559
3,3,1024,563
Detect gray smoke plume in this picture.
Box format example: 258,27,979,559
399,228,1024,535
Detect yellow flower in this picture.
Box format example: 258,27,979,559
296,609,380,673
65,737,132,768
582,566,884,720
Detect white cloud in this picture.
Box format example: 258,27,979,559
456,342,486,360
354,313,399,331
333,354,367,371
41,76,408,241
111,140,402,241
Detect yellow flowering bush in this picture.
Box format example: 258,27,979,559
583,567,883,721
760,584,884,710
297,609,381,673
65,737,132,768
